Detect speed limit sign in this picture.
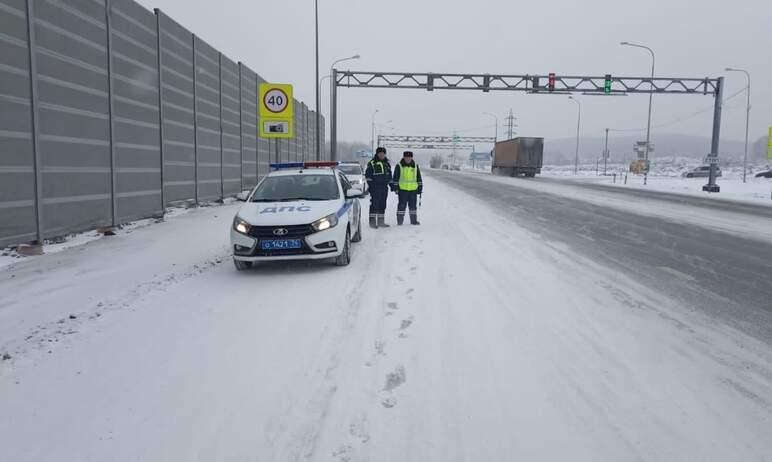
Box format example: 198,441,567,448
259,83,294,138
263,88,288,113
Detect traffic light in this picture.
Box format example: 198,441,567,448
604,74,612,94
548,73,556,91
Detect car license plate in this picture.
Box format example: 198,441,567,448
261,239,302,250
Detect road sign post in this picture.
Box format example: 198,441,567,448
767,126,772,160
768,126,772,200
259,83,294,138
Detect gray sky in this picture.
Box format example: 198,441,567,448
139,0,771,150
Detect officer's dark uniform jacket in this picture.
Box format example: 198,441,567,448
365,155,392,226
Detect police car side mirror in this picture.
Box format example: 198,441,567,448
236,191,250,201
345,189,364,199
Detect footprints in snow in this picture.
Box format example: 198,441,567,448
336,288,417,458
380,364,406,408
399,316,414,338
384,365,406,391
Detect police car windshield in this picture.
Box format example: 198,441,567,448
251,174,340,202
338,164,362,175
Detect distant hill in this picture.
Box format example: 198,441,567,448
543,133,767,165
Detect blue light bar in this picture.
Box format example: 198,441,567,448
270,162,304,170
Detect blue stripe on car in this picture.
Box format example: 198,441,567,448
336,200,353,218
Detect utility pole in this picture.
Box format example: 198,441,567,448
452,130,457,166
569,96,581,175
370,109,379,154
603,127,609,176
504,109,517,139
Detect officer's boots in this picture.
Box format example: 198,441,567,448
369,214,377,229
396,213,404,226
377,214,390,228
409,212,420,226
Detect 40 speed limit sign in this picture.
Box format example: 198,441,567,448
259,83,294,138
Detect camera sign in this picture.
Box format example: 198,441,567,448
259,83,294,138
263,120,289,134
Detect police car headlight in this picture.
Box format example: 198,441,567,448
233,216,251,235
312,213,338,232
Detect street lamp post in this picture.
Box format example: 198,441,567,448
621,41,655,185
482,112,498,142
323,54,360,161
376,120,393,147
569,96,581,175
314,0,319,160
725,67,751,183
370,109,379,154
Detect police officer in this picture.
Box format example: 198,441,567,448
391,151,423,225
365,147,392,228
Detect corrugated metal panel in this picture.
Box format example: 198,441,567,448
157,10,194,204
238,62,256,190
110,0,161,221
299,102,307,161
319,114,326,160
194,36,220,201
291,98,299,161
255,73,270,179
0,0,36,247
220,54,240,196
34,0,112,237
0,2,321,247
306,106,312,160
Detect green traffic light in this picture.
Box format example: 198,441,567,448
604,74,612,94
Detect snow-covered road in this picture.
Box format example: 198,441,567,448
2,176,771,461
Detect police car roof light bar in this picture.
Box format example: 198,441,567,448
270,162,305,170
269,162,339,170
303,161,339,168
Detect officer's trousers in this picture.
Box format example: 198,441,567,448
396,190,418,224
369,185,388,219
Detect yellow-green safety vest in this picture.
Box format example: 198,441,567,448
398,165,419,191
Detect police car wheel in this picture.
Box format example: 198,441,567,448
334,229,351,266
234,259,252,271
352,214,362,243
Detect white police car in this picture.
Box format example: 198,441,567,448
231,162,364,270
338,161,368,195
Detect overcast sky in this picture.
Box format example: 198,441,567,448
138,0,770,151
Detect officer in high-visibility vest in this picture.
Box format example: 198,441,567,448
391,151,423,225
365,147,392,228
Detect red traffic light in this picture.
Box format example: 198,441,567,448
548,72,556,91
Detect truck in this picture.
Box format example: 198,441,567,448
491,137,544,177
429,155,443,169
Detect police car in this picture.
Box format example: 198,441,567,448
231,162,364,270
337,161,368,195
